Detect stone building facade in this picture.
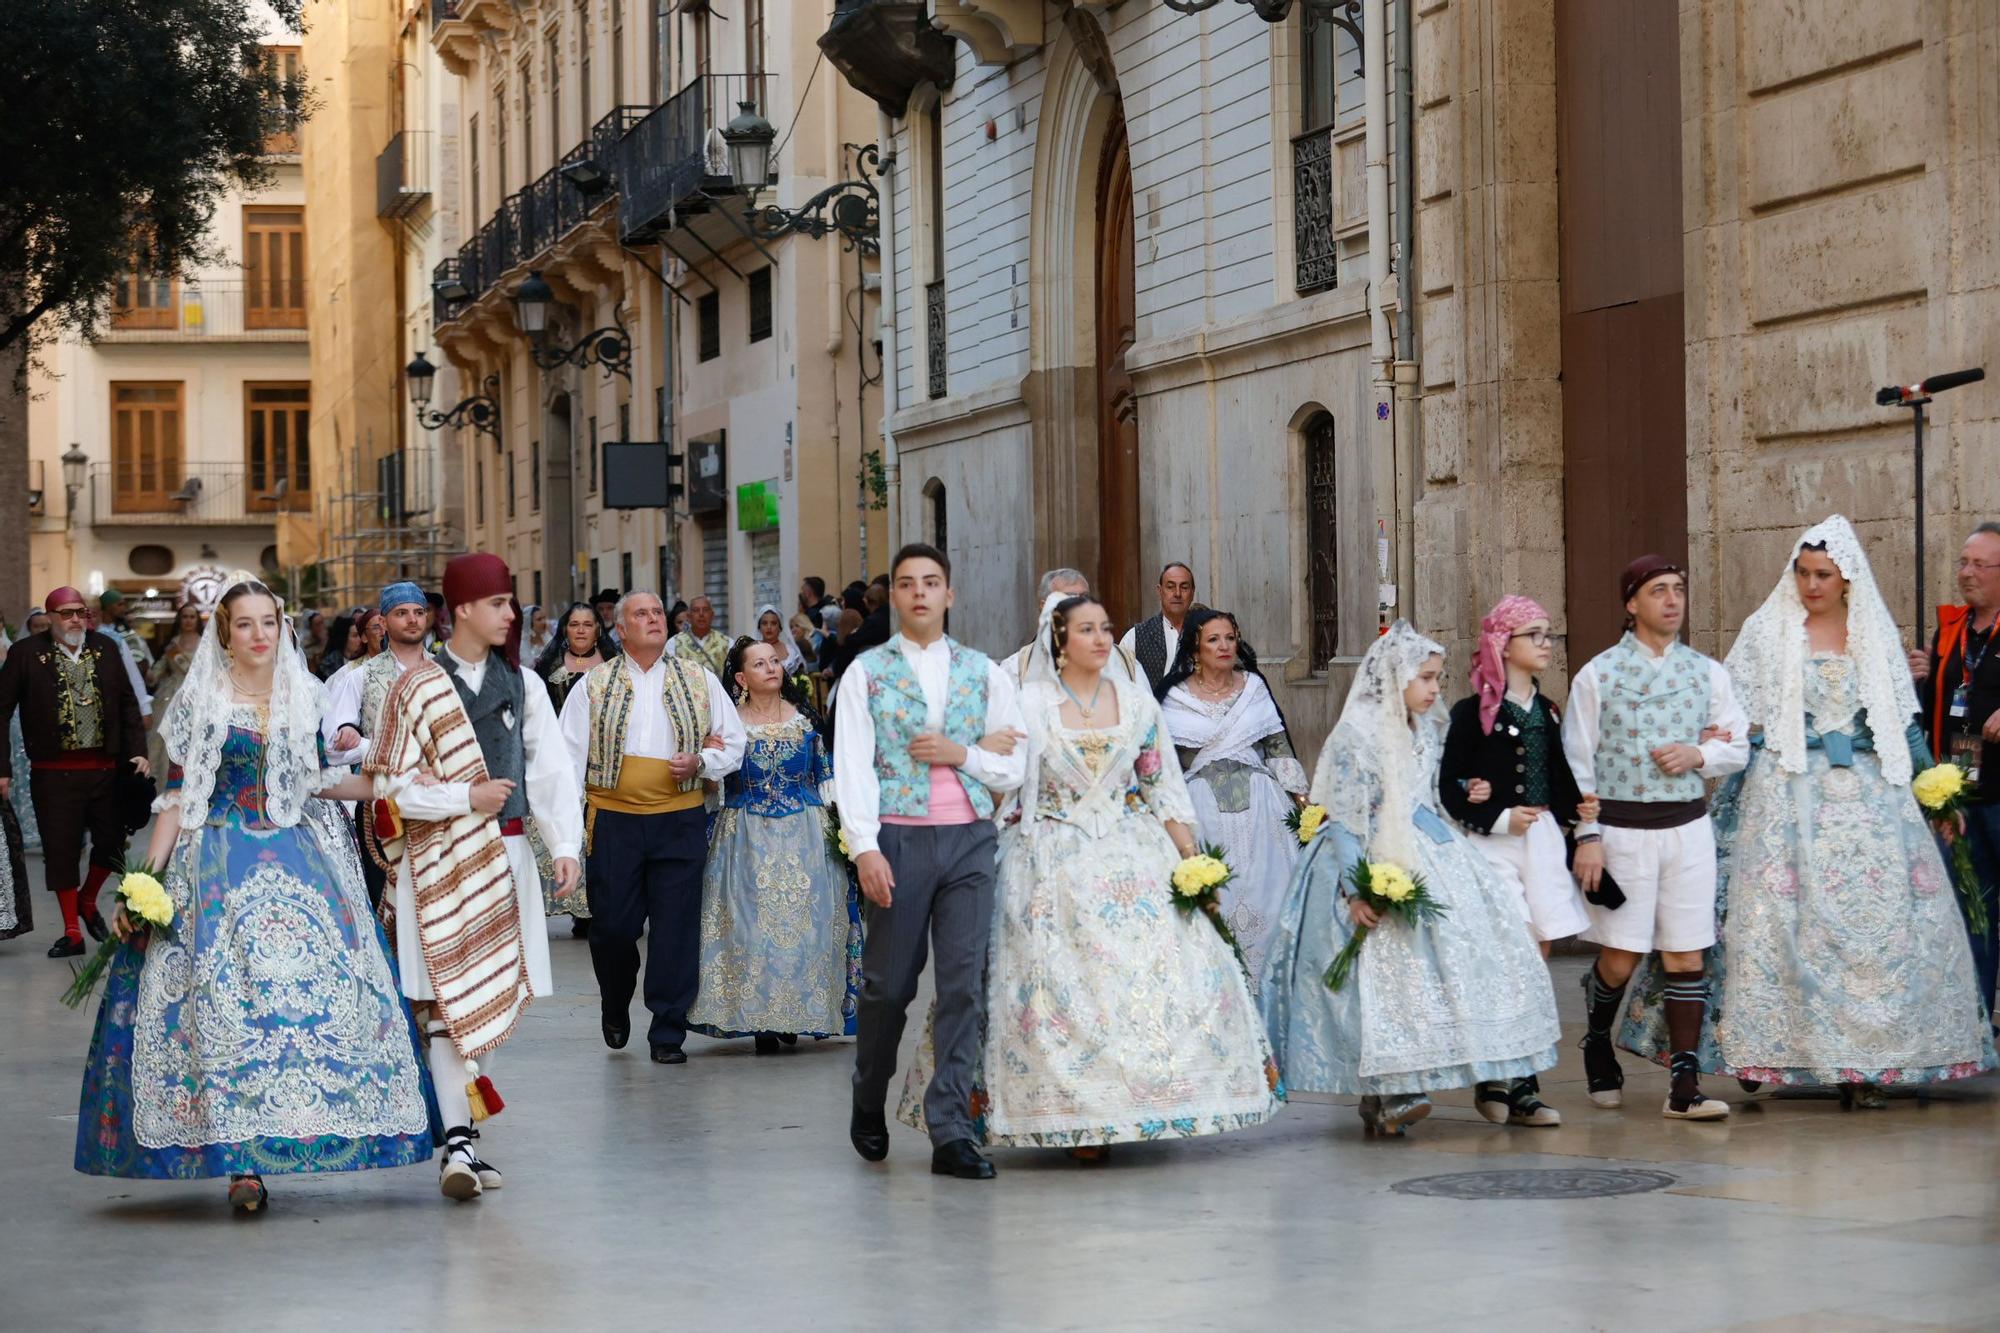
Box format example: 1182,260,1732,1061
829,0,1997,755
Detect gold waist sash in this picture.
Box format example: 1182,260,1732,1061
585,754,705,850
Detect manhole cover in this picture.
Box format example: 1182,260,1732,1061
1391,1168,1676,1200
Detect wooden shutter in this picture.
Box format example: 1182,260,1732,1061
111,382,185,513
244,207,306,328
245,382,310,510
113,266,179,330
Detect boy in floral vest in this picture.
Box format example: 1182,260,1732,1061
1563,556,1749,1120
834,544,1026,1180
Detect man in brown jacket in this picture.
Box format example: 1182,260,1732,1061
0,586,148,956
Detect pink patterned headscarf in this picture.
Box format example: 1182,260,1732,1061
1471,595,1550,734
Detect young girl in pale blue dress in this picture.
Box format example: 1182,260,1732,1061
1262,622,1561,1136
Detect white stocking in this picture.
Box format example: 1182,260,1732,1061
427,1022,475,1132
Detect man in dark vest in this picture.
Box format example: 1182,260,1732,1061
366,553,582,1200
1120,562,1197,691
0,586,149,956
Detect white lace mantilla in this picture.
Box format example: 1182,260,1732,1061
1725,514,1920,786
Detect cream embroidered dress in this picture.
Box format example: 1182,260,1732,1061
899,679,1281,1147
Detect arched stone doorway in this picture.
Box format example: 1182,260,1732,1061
1026,9,1139,628
1094,107,1139,629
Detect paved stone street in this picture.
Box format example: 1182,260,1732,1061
4,843,1996,1333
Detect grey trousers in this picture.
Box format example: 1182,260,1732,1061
850,821,998,1145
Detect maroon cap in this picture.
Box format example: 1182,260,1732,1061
1619,554,1684,604
442,553,511,611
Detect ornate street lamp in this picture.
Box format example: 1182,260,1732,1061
61,443,88,527
723,103,881,255
1163,0,1353,20
406,352,502,440
511,271,633,379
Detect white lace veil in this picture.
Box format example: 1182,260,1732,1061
1724,514,1920,785
1311,620,1444,871
161,580,330,830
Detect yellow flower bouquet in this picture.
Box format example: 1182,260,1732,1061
1171,843,1244,963
1322,857,1447,992
824,808,854,867
1285,803,1328,845
1913,762,1987,939
60,861,177,1010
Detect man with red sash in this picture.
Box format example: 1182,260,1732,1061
365,554,582,1201
0,586,149,957
1909,522,2000,1022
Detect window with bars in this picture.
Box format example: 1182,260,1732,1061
745,0,765,79
698,289,720,361
546,29,562,150
578,0,593,129
611,0,625,105
520,58,534,169
245,382,310,508
495,82,509,196
1305,411,1340,670
748,266,772,343
244,207,306,328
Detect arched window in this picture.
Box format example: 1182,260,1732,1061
923,477,948,557
1305,411,1339,670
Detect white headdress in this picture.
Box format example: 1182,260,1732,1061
160,579,330,830
1312,620,1445,871
755,602,806,675
1724,514,1919,785
1014,591,1072,688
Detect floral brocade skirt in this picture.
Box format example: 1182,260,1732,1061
75,814,439,1179
687,805,860,1039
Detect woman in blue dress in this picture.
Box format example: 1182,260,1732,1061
1261,622,1561,1136
76,580,436,1212
688,638,860,1052
1620,516,1996,1105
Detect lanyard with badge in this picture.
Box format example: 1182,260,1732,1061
1949,623,1992,779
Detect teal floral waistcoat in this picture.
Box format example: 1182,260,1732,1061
1592,632,1712,803
859,639,996,818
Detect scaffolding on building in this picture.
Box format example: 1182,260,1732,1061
305,437,458,611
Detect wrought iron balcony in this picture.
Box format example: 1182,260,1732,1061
86,462,308,527
433,107,648,325
925,280,947,400
101,278,309,341
616,73,769,243
819,0,956,116
1292,126,1338,294
377,130,434,219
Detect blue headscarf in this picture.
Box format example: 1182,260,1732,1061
379,581,426,617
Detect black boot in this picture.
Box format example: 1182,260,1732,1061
850,1103,889,1162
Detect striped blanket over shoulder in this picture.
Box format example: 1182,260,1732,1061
362,657,528,1059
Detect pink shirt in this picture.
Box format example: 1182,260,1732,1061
880,765,979,827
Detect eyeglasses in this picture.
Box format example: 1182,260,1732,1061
1958,558,2000,573
1508,630,1553,646
51,607,89,620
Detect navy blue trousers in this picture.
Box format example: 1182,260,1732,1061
586,806,710,1049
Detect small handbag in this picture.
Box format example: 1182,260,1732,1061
1566,835,1626,910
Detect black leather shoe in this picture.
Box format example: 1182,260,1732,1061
850,1105,890,1162
649,1044,686,1065
754,1034,781,1055
82,911,109,943
570,918,589,939
930,1138,995,1180
47,934,86,959
602,1018,629,1051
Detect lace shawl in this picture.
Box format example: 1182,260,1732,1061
1725,514,1920,786
1309,621,1446,872
158,599,330,831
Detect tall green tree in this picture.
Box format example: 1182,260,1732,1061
0,0,305,353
